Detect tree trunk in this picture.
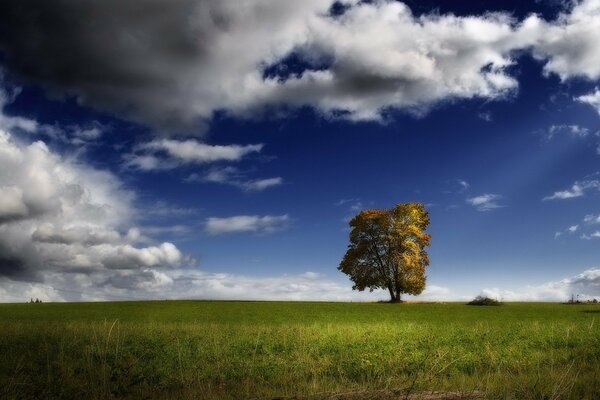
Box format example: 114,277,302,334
389,290,402,303
387,284,395,301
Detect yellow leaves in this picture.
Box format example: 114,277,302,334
339,202,431,301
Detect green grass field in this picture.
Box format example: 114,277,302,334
1,301,599,399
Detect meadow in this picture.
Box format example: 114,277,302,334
1,301,599,399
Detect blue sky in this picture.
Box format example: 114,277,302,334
1,0,600,302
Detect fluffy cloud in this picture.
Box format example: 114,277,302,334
532,1,600,80
1,1,600,132
0,129,185,280
466,193,503,211
125,139,263,170
543,178,600,200
187,166,282,192
576,88,600,116
205,214,290,235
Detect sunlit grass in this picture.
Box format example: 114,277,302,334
1,301,599,399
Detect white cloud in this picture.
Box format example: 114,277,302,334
0,186,28,222
478,112,493,122
188,166,282,192
481,268,600,301
0,267,459,303
532,1,600,81
0,128,186,280
6,265,600,303
584,214,600,224
458,179,470,192
544,124,590,140
2,1,600,131
205,214,290,235
576,88,600,116
556,213,600,240
543,179,600,200
125,139,263,170
466,193,503,211
0,81,38,133
581,231,600,240
145,201,197,217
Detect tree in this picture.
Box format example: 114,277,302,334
338,202,431,302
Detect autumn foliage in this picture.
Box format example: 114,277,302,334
338,202,431,302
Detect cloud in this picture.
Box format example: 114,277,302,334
125,139,264,170
584,214,600,224
478,112,493,122
187,166,282,192
205,214,290,235
556,213,600,240
543,179,600,200
543,124,590,140
0,79,38,133
581,231,600,240
0,127,186,280
0,267,458,303
1,0,600,132
466,193,503,211
576,88,600,116
457,179,470,192
481,268,600,301
145,201,197,217
532,1,600,81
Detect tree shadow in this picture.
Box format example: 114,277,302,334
581,310,600,314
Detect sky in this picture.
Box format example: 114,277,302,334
0,0,600,302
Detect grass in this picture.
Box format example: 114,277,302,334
0,301,599,399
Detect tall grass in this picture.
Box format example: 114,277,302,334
0,301,599,399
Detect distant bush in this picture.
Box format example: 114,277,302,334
467,296,502,306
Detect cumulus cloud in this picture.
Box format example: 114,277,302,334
466,193,503,211
187,166,282,192
1,0,600,132
576,88,600,116
205,214,290,235
481,268,600,301
532,1,600,80
0,129,185,280
543,179,600,200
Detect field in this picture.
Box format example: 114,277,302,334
1,301,599,399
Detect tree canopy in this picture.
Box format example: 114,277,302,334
338,202,431,302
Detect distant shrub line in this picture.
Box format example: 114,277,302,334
467,296,503,306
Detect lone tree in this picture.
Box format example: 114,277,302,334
338,202,431,302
